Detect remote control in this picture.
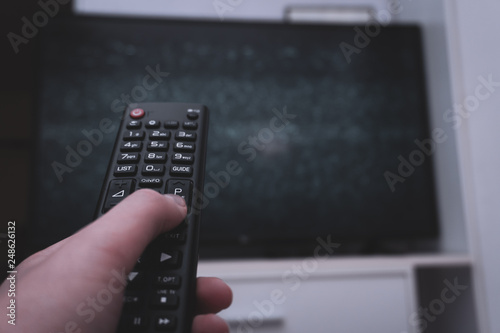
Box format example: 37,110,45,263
94,102,209,332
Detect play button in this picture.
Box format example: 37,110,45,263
158,251,180,267
160,253,172,262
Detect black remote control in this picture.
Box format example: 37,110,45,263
94,102,209,332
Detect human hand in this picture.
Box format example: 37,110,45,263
0,190,232,333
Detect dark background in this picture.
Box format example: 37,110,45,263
0,2,73,267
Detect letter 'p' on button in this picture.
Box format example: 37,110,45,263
130,108,145,119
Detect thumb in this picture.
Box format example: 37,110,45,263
77,189,187,271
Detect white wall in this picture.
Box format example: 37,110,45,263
446,1,500,332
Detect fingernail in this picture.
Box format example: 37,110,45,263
165,194,186,207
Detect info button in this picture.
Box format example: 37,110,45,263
138,178,163,188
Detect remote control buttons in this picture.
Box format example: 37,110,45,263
170,165,193,177
150,130,171,140
121,141,143,152
164,230,187,244
173,142,195,152
175,131,196,141
148,141,169,151
165,120,179,129
127,120,142,129
152,292,179,308
118,153,140,164
107,105,207,333
103,179,135,213
161,251,181,266
123,130,145,140
166,180,192,205
172,153,194,164
144,152,167,163
155,274,181,288
114,165,138,176
155,315,176,330
142,164,165,176
146,119,161,128
187,108,200,119
183,121,198,130
127,271,146,290
130,108,145,119
138,178,164,188
120,314,148,329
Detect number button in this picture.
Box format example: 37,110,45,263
175,131,196,141
142,164,165,176
173,142,195,152
123,130,145,140
144,152,167,163
172,153,194,164
147,141,169,151
120,141,143,152
118,153,140,164
149,130,171,140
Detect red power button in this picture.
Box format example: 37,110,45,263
130,108,145,119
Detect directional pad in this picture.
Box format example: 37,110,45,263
158,251,181,268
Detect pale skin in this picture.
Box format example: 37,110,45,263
0,190,232,333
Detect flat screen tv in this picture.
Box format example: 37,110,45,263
32,17,438,258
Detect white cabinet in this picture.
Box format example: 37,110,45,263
199,256,476,333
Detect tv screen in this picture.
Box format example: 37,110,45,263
32,17,438,258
